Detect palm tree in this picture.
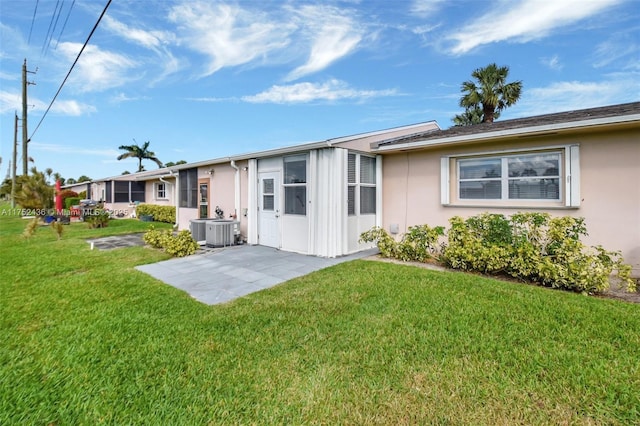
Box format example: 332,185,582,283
457,63,522,124
117,140,163,172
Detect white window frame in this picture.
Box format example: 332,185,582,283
283,154,307,216
155,182,168,200
441,145,580,208
348,153,376,216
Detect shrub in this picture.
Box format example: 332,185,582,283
65,197,82,209
23,217,40,239
85,209,110,229
143,226,198,257
360,224,445,263
57,190,78,209
363,212,636,295
50,221,64,240
136,204,175,224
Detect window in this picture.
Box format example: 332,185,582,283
441,146,580,207
179,168,198,208
284,155,306,215
458,152,561,201
156,182,167,199
348,153,376,215
113,181,146,203
105,181,112,203
262,178,275,211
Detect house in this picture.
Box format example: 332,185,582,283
371,102,640,276
75,102,639,277
96,121,441,257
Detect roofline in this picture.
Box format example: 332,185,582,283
374,113,640,152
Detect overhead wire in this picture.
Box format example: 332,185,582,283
44,0,65,55
27,0,39,45
41,0,60,54
55,0,76,49
30,0,113,141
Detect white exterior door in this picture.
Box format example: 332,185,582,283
258,172,280,248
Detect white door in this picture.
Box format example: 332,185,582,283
258,172,280,248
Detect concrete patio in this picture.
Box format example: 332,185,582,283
135,245,377,305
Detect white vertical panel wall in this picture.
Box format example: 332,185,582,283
247,158,258,244
311,148,347,257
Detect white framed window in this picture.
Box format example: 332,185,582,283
283,155,307,215
441,145,580,207
348,153,376,215
155,182,167,200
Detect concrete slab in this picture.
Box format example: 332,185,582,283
136,245,377,305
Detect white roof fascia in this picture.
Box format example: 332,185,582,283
375,114,640,152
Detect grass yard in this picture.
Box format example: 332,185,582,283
1,203,639,424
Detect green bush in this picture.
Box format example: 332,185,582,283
65,197,81,209
136,204,175,224
362,212,636,295
360,224,445,262
85,209,110,229
143,226,198,257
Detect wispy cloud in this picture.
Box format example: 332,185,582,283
0,90,95,115
110,93,150,103
30,142,119,157
410,0,447,18
444,0,623,55
168,2,292,77
285,5,365,81
541,54,563,71
242,79,398,104
517,76,640,116
57,42,138,92
593,35,639,68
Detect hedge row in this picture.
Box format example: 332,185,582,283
136,204,176,224
360,212,635,295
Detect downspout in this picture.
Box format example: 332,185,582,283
230,160,241,219
161,170,179,229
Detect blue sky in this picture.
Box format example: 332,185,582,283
1,0,638,181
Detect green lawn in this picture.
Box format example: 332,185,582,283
1,204,639,425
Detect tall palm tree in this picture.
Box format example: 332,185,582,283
458,63,522,124
117,140,163,172
452,105,501,127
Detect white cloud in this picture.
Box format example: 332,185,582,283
517,77,640,116
445,0,623,55
168,2,292,77
0,90,95,116
30,142,119,157
242,79,398,104
103,16,174,50
57,42,138,92
541,55,563,71
410,0,447,18
593,37,639,68
285,5,364,81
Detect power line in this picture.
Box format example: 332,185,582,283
55,0,76,49
30,0,112,141
41,0,60,55
44,0,65,56
27,0,39,45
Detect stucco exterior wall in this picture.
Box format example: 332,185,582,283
381,127,640,275
144,179,175,206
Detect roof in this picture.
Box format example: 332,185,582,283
373,101,640,151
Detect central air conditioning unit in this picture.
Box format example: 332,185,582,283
206,219,236,248
189,219,209,242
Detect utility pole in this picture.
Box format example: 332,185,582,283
12,113,18,208
22,58,36,175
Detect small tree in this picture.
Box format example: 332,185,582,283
453,63,522,125
14,168,54,210
117,140,163,172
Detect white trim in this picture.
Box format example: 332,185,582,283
376,114,640,152
440,157,450,205
567,145,581,207
376,155,383,228
247,159,258,244
443,145,579,207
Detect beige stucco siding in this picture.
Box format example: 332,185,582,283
381,128,640,275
